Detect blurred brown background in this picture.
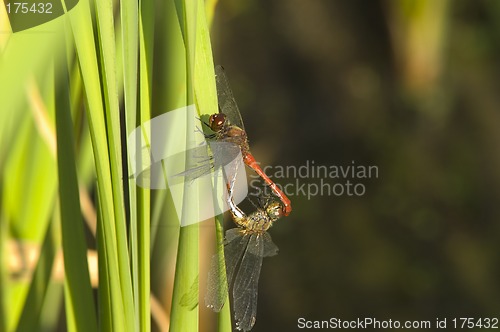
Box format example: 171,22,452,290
202,0,500,330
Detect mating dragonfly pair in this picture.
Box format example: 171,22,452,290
188,66,292,331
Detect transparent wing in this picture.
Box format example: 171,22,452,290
205,250,228,312
215,65,245,130
206,228,248,312
262,232,279,257
224,229,250,289
173,158,214,183
210,141,242,170
225,227,243,244
171,142,241,184
232,234,264,331
170,144,213,183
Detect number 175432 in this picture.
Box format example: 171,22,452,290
452,318,498,329
6,2,53,14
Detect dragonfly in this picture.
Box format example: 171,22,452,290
206,177,283,331
176,66,292,216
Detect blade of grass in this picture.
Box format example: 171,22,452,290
0,211,6,332
54,46,97,331
39,277,64,331
120,0,139,259
66,0,128,329
121,0,139,130
205,0,219,27
136,162,151,332
121,0,140,325
169,0,200,331
136,0,154,330
170,0,225,330
192,0,231,330
96,194,113,332
93,0,136,328
149,0,186,319
214,215,232,331
193,0,217,113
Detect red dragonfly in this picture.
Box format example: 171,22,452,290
207,65,292,216
206,177,282,331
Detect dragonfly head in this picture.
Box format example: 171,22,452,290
209,113,226,132
266,201,284,222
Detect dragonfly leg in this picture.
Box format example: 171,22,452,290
196,116,212,129
195,117,216,139
226,174,248,228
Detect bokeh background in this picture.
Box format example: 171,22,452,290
202,0,500,330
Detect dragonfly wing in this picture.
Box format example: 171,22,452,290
171,141,241,184
224,229,249,288
205,251,228,312
206,228,248,312
262,232,279,257
232,234,264,331
169,144,214,183
224,227,243,244
210,141,241,169
173,159,213,182
215,65,245,130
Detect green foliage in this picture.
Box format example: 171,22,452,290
0,0,224,330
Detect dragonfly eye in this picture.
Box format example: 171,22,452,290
266,201,284,221
209,113,226,132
